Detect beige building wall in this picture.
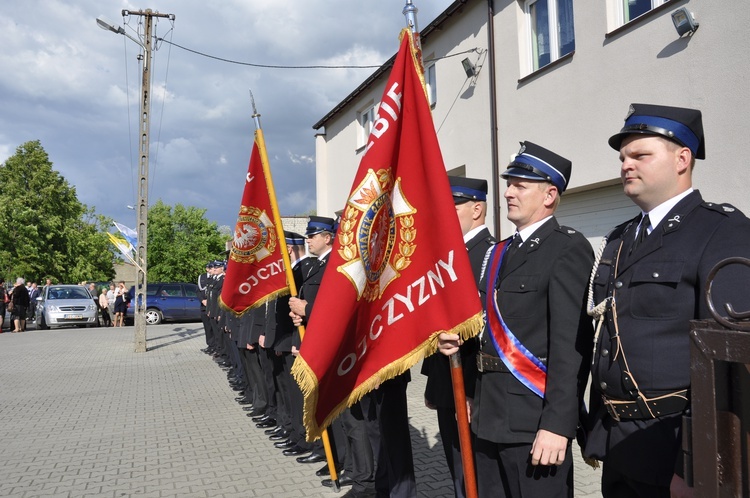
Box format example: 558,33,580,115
314,0,493,226
491,0,750,236
315,0,750,240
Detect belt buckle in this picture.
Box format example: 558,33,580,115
602,396,621,422
476,353,484,373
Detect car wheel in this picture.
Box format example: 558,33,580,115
145,309,163,325
38,315,48,330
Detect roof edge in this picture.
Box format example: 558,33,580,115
312,0,472,130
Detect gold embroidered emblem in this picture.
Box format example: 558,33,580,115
337,168,416,301
230,206,277,264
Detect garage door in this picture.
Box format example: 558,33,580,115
556,184,640,250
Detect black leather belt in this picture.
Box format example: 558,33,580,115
476,352,509,373
602,390,689,421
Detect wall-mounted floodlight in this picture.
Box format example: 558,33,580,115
671,7,699,36
461,58,477,78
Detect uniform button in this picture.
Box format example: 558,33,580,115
600,381,608,391
601,348,609,357
520,284,525,289
652,272,659,278
615,281,623,289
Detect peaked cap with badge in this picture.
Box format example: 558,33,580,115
608,103,705,159
501,141,572,193
305,216,336,236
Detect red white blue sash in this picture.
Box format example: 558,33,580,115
484,240,547,398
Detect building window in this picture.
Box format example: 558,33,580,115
613,0,668,28
524,0,575,73
425,63,437,108
357,104,377,149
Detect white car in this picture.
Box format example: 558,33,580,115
36,285,99,329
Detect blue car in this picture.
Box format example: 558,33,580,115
127,283,201,325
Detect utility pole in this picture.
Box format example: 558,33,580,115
128,9,173,352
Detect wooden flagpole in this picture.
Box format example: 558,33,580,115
402,3,478,497
249,92,341,492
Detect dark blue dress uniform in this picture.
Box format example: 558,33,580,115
584,104,750,496
198,262,214,351
421,176,494,498
473,143,594,498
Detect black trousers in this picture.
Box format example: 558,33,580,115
257,347,278,419
436,405,469,498
369,375,416,498
242,347,267,413
201,311,213,348
274,352,295,434
601,462,670,498
340,402,377,492
474,437,572,498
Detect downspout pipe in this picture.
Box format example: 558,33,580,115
486,0,502,238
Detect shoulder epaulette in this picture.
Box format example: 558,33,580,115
556,225,580,237
702,201,742,216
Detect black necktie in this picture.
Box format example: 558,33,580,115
631,214,650,254
505,233,522,261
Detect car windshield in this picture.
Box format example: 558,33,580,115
48,287,91,300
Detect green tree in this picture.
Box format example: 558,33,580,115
146,200,226,282
0,140,114,283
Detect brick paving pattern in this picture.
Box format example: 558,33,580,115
0,325,601,497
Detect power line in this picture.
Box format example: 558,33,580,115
156,37,479,69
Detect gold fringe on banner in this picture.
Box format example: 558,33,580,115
291,311,483,441
218,286,290,318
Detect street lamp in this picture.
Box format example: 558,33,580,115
97,9,174,352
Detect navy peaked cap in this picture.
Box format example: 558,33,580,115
609,103,705,159
501,141,572,193
449,176,488,204
305,216,336,236
284,230,306,246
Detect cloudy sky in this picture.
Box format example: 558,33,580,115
0,0,454,230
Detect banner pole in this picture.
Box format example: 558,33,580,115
449,354,478,498
402,4,478,497
249,92,340,491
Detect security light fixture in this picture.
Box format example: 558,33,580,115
671,7,699,36
461,57,477,78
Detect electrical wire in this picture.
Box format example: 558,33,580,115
156,37,479,69
150,17,176,200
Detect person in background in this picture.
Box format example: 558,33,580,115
113,281,127,327
106,284,116,327
0,278,6,332
99,288,112,327
11,277,30,333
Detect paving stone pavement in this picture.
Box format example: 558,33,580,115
0,324,602,497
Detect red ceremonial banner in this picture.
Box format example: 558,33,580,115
292,29,483,440
220,135,289,315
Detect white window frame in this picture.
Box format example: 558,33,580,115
611,0,667,29
522,0,574,75
425,62,437,108
356,103,377,150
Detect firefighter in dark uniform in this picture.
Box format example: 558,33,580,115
287,216,337,465
198,261,214,354
422,176,494,498
584,103,750,498
264,232,308,448
440,142,594,498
